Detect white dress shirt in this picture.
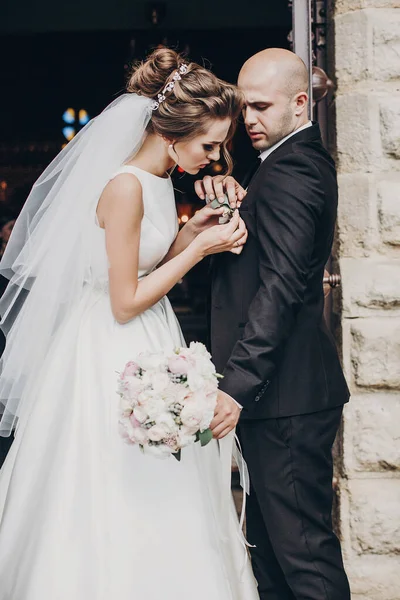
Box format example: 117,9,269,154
259,121,313,162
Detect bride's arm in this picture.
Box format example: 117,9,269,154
100,174,245,324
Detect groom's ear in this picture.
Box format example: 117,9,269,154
294,92,309,116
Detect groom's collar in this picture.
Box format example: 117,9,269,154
259,121,313,163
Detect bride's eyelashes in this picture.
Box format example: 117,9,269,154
203,144,214,152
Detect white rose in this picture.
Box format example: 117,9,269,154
125,376,145,398
140,371,153,387
162,386,181,407
180,403,203,431
200,409,214,431
187,371,205,393
151,373,171,393
195,357,216,378
145,396,166,420
147,425,168,442
168,383,190,404
136,352,166,372
188,342,211,359
133,406,148,423
178,428,196,448
130,427,149,445
119,397,134,416
155,411,176,430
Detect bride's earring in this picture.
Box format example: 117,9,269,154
168,142,178,166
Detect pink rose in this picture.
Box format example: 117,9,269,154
122,361,140,378
168,354,195,375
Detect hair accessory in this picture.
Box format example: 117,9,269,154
151,64,188,111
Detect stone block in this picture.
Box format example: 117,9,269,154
335,9,400,83
336,93,382,172
347,394,400,471
350,319,400,388
380,96,400,160
335,11,369,85
373,9,400,81
341,258,400,316
378,177,400,244
337,174,378,256
335,1,400,12
344,555,400,600
349,479,400,554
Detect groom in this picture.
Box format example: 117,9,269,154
197,49,351,599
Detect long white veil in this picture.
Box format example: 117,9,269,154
0,93,152,435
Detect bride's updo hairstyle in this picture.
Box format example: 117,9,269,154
127,48,243,174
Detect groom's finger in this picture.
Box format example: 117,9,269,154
215,425,235,440
194,179,206,200
212,421,235,439
213,178,226,202
202,175,222,201
210,412,225,431
224,177,238,207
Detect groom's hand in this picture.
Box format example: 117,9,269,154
210,390,241,439
194,175,247,208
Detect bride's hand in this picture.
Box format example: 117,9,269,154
189,204,227,233
194,175,247,208
191,210,248,257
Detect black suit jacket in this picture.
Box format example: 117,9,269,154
210,123,350,419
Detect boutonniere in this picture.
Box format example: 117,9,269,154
206,194,235,224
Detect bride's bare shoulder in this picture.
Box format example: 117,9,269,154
97,173,143,227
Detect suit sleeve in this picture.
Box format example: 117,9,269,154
218,152,325,408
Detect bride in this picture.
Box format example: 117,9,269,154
0,49,258,599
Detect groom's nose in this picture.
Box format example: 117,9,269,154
243,106,258,128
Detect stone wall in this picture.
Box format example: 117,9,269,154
333,1,400,598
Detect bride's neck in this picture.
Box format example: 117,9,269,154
127,134,175,177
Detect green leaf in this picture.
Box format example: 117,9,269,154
198,428,213,447
173,449,181,462
210,198,233,213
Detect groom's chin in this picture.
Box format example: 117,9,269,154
250,139,265,151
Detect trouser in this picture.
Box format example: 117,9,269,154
239,406,351,600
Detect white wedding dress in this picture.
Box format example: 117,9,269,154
0,165,258,600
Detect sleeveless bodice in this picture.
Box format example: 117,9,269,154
89,165,178,287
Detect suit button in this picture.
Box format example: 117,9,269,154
255,395,260,402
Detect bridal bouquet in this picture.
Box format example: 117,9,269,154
117,342,220,460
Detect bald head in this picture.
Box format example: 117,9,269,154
238,48,310,152
239,48,309,99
